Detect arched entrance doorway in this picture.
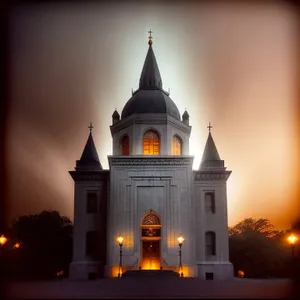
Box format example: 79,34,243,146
140,210,161,270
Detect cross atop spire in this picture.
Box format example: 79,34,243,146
207,122,212,132
148,29,153,45
88,122,93,133
139,30,162,90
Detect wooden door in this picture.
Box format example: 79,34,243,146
141,241,160,270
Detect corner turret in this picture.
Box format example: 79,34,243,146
76,123,102,170
200,123,225,170
112,109,120,125
182,110,189,125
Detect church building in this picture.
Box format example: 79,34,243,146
69,32,233,280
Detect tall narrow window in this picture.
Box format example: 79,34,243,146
143,130,160,155
120,135,129,155
205,231,216,256
172,135,182,155
205,192,215,213
87,193,97,214
86,231,99,260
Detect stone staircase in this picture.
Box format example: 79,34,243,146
121,270,180,278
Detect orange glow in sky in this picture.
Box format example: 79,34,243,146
5,2,300,229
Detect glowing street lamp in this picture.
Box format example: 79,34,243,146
117,235,124,277
177,234,185,277
0,234,8,257
13,242,21,249
287,234,298,259
237,270,245,278
0,234,8,246
287,234,298,245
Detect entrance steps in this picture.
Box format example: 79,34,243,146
122,270,180,278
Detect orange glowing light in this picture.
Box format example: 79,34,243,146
13,242,20,249
172,136,182,155
143,130,160,155
141,260,160,270
117,235,124,246
0,234,7,246
111,265,121,277
287,234,298,245
177,235,184,245
238,270,245,278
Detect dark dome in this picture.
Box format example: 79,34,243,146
120,40,181,121
121,89,181,121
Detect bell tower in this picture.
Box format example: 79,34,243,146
193,123,233,279
69,123,109,280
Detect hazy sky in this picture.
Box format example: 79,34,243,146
6,2,300,229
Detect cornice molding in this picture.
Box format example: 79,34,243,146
110,114,191,136
69,170,109,182
110,116,135,135
134,118,167,125
108,155,194,167
167,116,191,135
194,171,232,181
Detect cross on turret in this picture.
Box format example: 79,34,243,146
88,122,93,133
207,122,212,132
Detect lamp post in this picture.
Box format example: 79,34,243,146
117,235,124,278
0,234,8,258
0,234,7,246
287,234,298,259
287,233,298,279
177,234,184,277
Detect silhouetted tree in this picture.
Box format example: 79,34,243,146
229,218,290,278
5,210,73,279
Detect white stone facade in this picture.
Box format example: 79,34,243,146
69,38,233,280
69,120,233,279
106,155,195,276
110,114,191,155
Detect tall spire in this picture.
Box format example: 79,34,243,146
139,30,162,90
200,123,225,170
76,123,102,170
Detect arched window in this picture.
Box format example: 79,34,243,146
205,192,215,213
141,211,161,226
143,130,160,155
205,231,216,256
120,135,129,155
141,210,161,238
172,135,182,155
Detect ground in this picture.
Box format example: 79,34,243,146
4,278,292,299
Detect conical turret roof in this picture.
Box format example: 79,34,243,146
182,110,189,119
112,109,120,118
200,130,225,170
76,129,102,170
201,132,221,161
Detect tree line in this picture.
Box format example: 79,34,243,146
0,210,299,280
